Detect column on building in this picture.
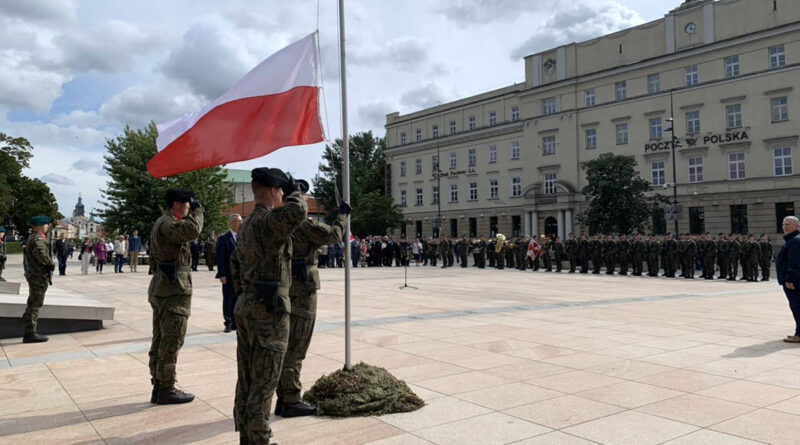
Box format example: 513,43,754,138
565,209,573,236
524,212,532,236
557,210,565,240
531,211,539,236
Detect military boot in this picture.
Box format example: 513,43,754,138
23,333,49,343
156,385,195,404
275,398,283,416
150,379,160,403
279,399,317,417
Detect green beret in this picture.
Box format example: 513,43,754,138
0,227,5,232
30,215,51,226
251,167,289,187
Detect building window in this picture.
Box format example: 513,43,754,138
615,81,627,101
468,115,476,130
432,155,439,172
685,65,698,86
726,104,742,129
469,182,478,201
770,45,786,69
776,202,795,233
432,124,439,139
772,97,789,122
616,123,628,145
400,132,406,145
490,216,498,236
544,173,557,195
542,135,556,155
729,152,746,179
725,55,740,78
543,97,557,115
489,145,497,163
449,120,456,135
731,204,748,233
449,184,458,202
488,179,498,199
488,111,497,126
648,74,660,94
449,152,457,170
415,188,423,206
511,141,520,160
469,217,477,237
511,106,520,122
686,111,701,134
400,190,407,207
653,207,667,235
468,148,477,167
450,219,458,238
399,161,406,177
774,147,792,176
689,207,705,234
649,117,663,140
585,129,597,149
415,128,422,142
688,156,703,183
511,176,522,197
651,161,666,186
415,158,422,175
432,186,439,204
512,215,522,237
585,89,595,107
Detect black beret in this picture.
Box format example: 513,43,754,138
165,189,195,204
251,167,289,188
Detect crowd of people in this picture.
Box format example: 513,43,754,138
54,231,143,275
344,232,776,281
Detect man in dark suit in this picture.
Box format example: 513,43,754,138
215,213,242,332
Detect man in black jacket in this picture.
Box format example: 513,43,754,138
216,214,242,333
777,216,800,343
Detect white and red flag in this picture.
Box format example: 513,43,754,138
147,33,323,178
527,238,541,258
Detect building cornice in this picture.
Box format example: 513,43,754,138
386,122,523,156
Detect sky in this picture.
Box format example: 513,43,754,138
0,0,668,218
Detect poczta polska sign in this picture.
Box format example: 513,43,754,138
644,130,749,152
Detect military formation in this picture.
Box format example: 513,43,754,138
414,231,774,281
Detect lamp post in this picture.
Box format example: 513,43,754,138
433,135,442,238
666,92,681,235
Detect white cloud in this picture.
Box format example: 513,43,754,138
41,173,75,185
0,0,77,24
71,157,103,174
400,83,448,110
358,101,394,129
511,1,643,59
98,85,205,128
434,0,544,25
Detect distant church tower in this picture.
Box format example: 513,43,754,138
73,194,86,218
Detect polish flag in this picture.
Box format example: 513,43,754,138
147,33,323,178
527,239,541,258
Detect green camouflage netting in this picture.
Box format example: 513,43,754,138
303,362,425,417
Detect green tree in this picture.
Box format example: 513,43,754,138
98,123,231,241
311,131,403,236
578,153,668,235
0,133,61,236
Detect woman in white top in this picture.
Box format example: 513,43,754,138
412,238,423,266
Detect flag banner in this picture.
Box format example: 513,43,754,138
527,239,541,258
148,33,323,178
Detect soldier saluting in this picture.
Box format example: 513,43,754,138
230,168,307,445
147,189,203,404
22,216,55,343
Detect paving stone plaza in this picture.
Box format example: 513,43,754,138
2,254,800,445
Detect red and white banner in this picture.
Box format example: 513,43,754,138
527,239,541,258
147,33,324,178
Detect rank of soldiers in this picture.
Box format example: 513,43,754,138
416,232,773,281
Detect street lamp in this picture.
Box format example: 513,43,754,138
665,91,682,235
432,133,442,238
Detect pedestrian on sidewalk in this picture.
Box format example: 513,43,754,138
94,237,107,273
777,216,800,343
113,236,126,273
128,230,141,272
55,233,69,275
78,237,93,275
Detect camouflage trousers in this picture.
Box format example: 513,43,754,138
23,278,48,335
234,295,289,444
277,292,317,404
148,294,190,387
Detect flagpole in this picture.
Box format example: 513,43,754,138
338,0,352,370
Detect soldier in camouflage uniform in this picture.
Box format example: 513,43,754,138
276,186,348,418
147,189,203,404
475,236,486,268
701,233,717,279
617,234,631,276
589,234,603,274
505,239,516,269
231,168,307,444
578,233,590,273
759,234,772,281
716,233,729,279
0,227,6,282
21,216,54,343
487,238,496,268
495,238,505,269
745,234,761,282
661,233,678,278
646,234,660,277
515,237,527,271
553,237,564,272
630,233,645,276
459,236,470,268
428,237,438,267
542,237,553,272
727,234,741,281
602,234,616,275
565,233,578,273
681,233,697,279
